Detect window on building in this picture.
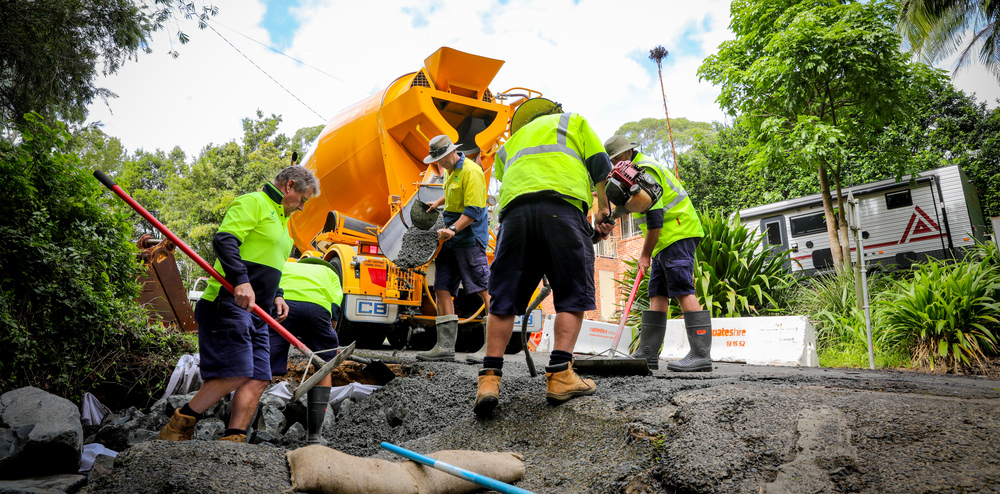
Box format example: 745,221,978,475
620,215,641,238
594,236,617,258
885,189,912,210
790,212,827,237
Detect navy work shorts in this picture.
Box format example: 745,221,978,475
489,198,596,315
648,237,701,299
194,294,271,381
269,300,340,376
434,243,490,296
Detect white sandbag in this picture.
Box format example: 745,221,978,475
401,450,526,494
287,445,417,494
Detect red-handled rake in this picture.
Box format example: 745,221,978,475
94,170,353,401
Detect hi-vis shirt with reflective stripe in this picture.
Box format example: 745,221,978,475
632,152,703,256
279,261,343,318
494,113,606,214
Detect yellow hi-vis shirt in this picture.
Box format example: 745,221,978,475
278,261,343,317
494,113,609,216
441,157,488,248
632,152,703,256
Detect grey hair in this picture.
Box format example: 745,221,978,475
274,165,320,197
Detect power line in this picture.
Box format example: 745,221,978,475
207,19,374,97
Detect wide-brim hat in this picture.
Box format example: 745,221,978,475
424,135,460,164
510,98,563,135
604,135,638,159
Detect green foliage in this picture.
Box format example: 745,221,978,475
0,0,216,129
0,114,192,402
790,270,910,368
898,0,1000,83
614,117,718,164
882,258,1000,373
619,212,797,343
680,123,818,215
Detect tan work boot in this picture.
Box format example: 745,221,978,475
158,409,197,441
545,361,596,405
219,434,247,443
473,368,501,418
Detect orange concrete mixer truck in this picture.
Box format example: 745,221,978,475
288,47,539,350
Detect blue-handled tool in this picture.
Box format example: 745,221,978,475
379,442,534,494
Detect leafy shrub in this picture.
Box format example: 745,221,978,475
882,258,1000,373
792,269,909,368
0,115,193,403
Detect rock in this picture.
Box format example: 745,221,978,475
0,387,83,479
79,439,292,494
94,407,149,451
250,430,278,445
86,454,115,485
193,419,225,441
284,423,305,441
386,405,407,427
261,406,286,435
0,473,87,493
125,430,157,448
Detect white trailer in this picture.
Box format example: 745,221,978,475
738,165,988,276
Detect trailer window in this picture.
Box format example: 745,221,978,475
765,222,783,246
885,190,912,210
790,212,827,237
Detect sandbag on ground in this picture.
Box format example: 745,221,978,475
288,445,418,494
402,450,525,494
287,445,526,494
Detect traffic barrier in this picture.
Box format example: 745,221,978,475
660,315,818,367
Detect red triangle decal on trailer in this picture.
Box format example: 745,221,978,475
899,205,941,244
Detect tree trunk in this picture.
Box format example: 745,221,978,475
834,170,852,270
818,163,844,271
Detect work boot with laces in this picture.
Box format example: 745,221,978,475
158,408,197,441
545,361,596,405
218,434,248,443
473,368,501,418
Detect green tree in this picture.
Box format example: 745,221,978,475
681,123,817,215
699,0,942,271
898,0,1000,83
0,0,216,129
614,117,717,163
0,114,191,401
290,124,325,158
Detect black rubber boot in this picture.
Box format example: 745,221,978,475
417,315,458,361
668,310,713,372
630,310,667,369
306,385,331,445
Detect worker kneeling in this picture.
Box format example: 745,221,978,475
474,98,615,417
417,135,491,362
604,135,712,372
270,253,344,444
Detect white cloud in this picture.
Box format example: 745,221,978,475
86,0,998,159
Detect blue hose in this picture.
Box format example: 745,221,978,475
380,442,535,494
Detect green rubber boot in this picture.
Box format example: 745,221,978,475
667,310,713,372
417,315,458,361
630,310,667,369
465,315,488,364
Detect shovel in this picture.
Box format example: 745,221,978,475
348,355,396,385
94,170,348,401
573,270,651,376
410,199,440,231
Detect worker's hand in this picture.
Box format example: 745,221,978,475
638,254,651,275
273,297,289,322
426,197,445,212
437,227,455,241
234,283,255,311
595,209,614,237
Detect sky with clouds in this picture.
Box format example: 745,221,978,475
86,0,1000,159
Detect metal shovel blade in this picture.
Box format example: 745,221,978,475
409,199,440,231
292,342,356,402
350,356,396,385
